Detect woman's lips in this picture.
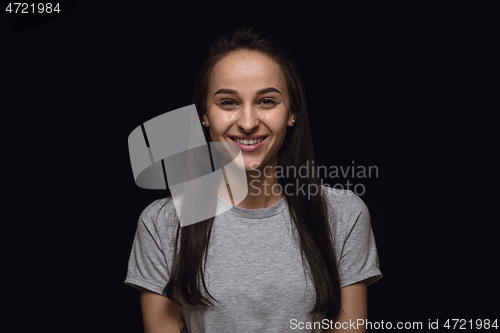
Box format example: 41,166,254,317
229,136,268,152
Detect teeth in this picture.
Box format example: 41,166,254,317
234,137,264,145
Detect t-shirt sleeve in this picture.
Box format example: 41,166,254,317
124,200,172,295
336,192,382,288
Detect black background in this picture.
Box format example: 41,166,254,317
2,2,496,332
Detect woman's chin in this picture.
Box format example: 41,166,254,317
243,160,262,172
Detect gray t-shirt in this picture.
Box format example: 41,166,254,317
125,186,382,332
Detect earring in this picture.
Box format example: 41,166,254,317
202,121,206,126
291,119,295,124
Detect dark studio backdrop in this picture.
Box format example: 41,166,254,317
2,2,496,332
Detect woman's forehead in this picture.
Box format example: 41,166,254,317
209,50,287,95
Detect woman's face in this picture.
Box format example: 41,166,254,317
203,50,295,172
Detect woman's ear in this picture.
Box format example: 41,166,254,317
202,114,209,127
287,112,296,127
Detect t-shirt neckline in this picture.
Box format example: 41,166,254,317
217,194,287,219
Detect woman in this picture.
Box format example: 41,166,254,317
125,27,382,332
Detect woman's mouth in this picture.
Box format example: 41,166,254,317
228,136,268,152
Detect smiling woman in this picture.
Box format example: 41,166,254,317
125,26,382,333
203,49,295,209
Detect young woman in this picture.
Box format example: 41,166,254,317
125,27,382,333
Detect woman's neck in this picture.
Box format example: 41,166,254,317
218,164,283,209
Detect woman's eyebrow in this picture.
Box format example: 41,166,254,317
214,88,237,96
213,87,282,97
256,87,281,95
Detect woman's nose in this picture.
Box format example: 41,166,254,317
236,105,260,132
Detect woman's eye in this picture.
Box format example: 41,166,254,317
220,100,236,106
260,99,276,106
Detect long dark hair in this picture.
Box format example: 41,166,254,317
161,26,341,319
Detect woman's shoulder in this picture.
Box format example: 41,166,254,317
321,185,370,228
138,196,179,231
321,185,368,211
